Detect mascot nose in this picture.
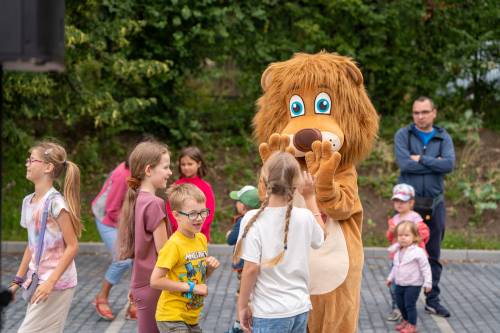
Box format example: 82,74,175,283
293,128,322,152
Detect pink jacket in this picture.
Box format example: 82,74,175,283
388,244,432,289
92,162,130,228
386,211,430,259
166,176,215,242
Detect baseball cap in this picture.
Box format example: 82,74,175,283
230,185,260,209
391,183,415,202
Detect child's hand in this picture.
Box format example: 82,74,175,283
298,171,315,199
239,305,253,333
194,284,208,296
31,280,55,304
386,280,392,287
424,287,432,294
206,256,220,272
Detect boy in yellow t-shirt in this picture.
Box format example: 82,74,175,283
151,183,220,333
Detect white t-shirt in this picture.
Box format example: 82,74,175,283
239,206,324,318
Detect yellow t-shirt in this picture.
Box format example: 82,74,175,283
155,231,208,324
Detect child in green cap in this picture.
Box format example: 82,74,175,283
225,185,260,333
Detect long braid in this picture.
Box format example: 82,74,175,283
232,194,270,265
264,189,294,267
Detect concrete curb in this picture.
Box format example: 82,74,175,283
2,241,499,262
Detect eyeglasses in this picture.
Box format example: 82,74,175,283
178,208,210,221
25,158,45,165
412,110,433,116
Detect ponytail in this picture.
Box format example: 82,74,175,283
117,187,139,260
63,160,82,237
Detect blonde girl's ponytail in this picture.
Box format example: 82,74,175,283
63,160,82,237
116,140,170,260
31,141,83,237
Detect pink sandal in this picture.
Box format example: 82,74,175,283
93,296,115,321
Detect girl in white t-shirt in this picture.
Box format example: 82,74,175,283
233,151,326,333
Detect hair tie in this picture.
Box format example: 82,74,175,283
127,177,141,190
63,160,68,168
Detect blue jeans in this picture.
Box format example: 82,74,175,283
96,219,132,285
395,285,421,325
425,201,445,305
252,312,308,333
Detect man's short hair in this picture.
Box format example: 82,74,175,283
414,96,436,110
167,183,206,211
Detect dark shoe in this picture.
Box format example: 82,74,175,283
425,303,451,317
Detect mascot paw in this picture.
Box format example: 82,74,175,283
259,133,295,163
305,141,341,179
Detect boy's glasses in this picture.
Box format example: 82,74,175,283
25,158,45,165
178,208,210,221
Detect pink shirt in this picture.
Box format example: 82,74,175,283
92,162,131,228
131,191,167,289
386,211,430,259
166,176,215,242
388,244,432,289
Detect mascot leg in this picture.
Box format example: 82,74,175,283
308,278,361,333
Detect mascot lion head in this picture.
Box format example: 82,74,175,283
253,51,379,167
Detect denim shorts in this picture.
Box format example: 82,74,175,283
252,311,309,333
95,219,132,285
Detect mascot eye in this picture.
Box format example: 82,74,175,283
289,95,305,118
314,92,331,114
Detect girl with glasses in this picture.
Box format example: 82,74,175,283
10,141,81,333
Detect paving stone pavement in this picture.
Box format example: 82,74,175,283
2,245,500,333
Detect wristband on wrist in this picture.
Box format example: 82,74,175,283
12,276,24,286
187,281,195,293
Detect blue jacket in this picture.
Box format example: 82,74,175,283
227,215,244,271
394,124,455,198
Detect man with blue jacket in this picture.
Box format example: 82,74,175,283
394,96,455,318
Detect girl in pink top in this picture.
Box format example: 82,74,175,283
386,183,430,323
9,141,82,333
117,141,173,333
166,147,216,241
386,221,432,333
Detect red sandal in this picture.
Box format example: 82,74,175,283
93,296,115,321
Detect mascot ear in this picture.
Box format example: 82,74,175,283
344,62,364,86
261,65,276,92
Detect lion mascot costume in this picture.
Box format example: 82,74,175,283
253,51,379,333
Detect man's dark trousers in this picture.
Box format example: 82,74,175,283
425,201,445,305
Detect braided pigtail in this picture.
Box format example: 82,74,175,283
263,190,294,267
232,194,270,265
